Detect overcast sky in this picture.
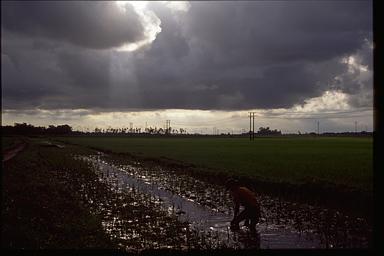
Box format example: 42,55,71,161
1,1,373,133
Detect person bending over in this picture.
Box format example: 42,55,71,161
225,179,260,232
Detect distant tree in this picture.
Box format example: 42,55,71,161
2,123,72,135
46,124,72,135
257,127,281,136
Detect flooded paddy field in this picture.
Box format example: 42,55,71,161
2,138,371,250
78,151,372,249
2,140,214,250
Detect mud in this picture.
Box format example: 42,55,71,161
2,142,26,163
79,152,371,249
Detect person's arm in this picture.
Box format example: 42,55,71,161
230,201,240,228
231,191,240,222
233,201,240,220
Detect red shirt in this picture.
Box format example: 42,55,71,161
230,186,259,209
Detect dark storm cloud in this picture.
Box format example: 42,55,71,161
57,50,111,90
129,1,372,109
1,1,373,111
333,40,373,108
1,1,144,49
1,31,112,109
182,1,371,67
2,34,66,109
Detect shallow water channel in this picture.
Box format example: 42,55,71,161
81,152,371,249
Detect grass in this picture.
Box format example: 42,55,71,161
56,136,373,191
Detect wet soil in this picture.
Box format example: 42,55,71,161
2,143,117,249
80,152,372,249
79,144,372,220
2,142,27,163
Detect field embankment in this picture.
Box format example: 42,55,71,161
2,136,26,153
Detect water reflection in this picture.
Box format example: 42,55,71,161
80,153,352,249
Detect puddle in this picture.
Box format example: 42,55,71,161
79,152,361,249
38,141,65,148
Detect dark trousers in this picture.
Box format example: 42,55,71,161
233,206,260,230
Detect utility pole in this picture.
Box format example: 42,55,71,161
252,112,255,140
317,121,320,135
355,121,357,133
249,112,252,140
165,120,171,134
249,112,256,140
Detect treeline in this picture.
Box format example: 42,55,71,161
1,123,187,136
320,131,373,137
1,123,372,137
286,131,373,137
2,123,73,135
94,127,187,135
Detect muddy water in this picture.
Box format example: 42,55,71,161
80,152,371,249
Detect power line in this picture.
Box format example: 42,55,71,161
260,107,373,116
317,120,320,135
173,108,373,126
258,112,372,120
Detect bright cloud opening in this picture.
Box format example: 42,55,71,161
114,1,190,52
115,1,161,52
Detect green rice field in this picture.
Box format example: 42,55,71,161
56,136,373,191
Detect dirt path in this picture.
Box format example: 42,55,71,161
2,142,27,163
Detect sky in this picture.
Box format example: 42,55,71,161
1,1,373,134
